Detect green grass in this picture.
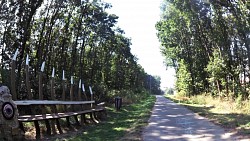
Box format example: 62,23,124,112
56,95,156,141
165,94,250,136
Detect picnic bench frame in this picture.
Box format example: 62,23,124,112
15,100,106,139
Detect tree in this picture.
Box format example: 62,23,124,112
0,0,161,101
157,0,250,99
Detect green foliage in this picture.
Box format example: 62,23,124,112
107,89,151,104
0,0,162,101
157,0,250,99
236,94,243,108
176,59,192,97
190,95,207,105
205,49,227,96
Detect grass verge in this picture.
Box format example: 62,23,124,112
57,94,156,141
165,94,250,137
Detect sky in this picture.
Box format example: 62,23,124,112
103,0,175,89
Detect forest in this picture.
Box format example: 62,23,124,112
157,0,250,100
0,0,162,102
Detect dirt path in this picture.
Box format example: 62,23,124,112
142,95,240,141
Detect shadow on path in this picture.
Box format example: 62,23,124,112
142,95,236,141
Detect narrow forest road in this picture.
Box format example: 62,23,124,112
142,95,239,141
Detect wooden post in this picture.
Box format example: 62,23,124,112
70,84,73,101
50,68,62,134
50,69,56,134
39,62,51,135
83,91,88,101
39,61,45,100
80,83,87,124
39,72,43,100
25,54,32,99
70,76,74,101
62,80,66,100
62,70,66,100
82,83,88,101
78,88,81,101
70,76,80,125
62,73,70,127
11,60,17,100
89,86,93,108
25,65,32,99
88,86,98,123
11,49,18,100
78,79,81,100
51,79,55,100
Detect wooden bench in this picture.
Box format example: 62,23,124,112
14,100,106,139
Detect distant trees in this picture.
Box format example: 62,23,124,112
157,0,250,99
0,0,162,101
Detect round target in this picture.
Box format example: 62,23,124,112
2,102,15,120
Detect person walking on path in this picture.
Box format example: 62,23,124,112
142,95,237,141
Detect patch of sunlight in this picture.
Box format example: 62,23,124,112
83,131,89,135
241,122,250,128
210,107,230,114
123,108,129,112
125,119,134,122
246,122,250,126
113,127,126,131
108,121,115,124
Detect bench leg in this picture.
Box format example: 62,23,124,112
66,117,71,127
45,119,51,135
80,114,84,125
90,112,98,123
34,121,40,139
51,119,57,134
19,121,25,133
56,119,63,134
83,114,88,124
94,112,100,121
74,115,80,126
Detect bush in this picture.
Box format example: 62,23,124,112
191,95,207,105
106,88,151,104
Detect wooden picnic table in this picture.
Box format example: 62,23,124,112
15,100,105,139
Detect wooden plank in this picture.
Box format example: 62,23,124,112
14,100,95,105
18,109,104,122
11,60,17,100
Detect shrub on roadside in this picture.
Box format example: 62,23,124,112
106,88,151,105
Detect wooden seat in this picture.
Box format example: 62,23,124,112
16,100,106,139
18,108,104,122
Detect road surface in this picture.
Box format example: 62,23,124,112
142,95,237,141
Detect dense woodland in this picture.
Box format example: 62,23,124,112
157,0,250,99
0,0,162,101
